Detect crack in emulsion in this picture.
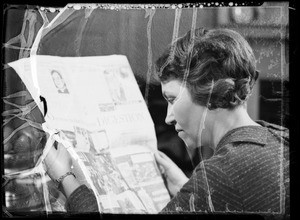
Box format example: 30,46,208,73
158,8,182,75
196,80,215,213
3,9,38,70
278,5,286,215
2,92,43,148
189,193,195,212
2,90,49,216
170,8,215,212
74,8,95,56
144,9,156,105
6,10,37,59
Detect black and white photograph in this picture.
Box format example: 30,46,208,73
2,1,294,219
50,70,69,94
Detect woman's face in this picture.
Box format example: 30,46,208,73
161,79,210,149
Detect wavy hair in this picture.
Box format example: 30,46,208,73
155,28,259,110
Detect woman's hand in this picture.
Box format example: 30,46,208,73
44,142,72,180
155,151,189,197
44,142,80,198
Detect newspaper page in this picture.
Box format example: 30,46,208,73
8,55,170,213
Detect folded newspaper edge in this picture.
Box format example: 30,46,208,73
7,55,170,213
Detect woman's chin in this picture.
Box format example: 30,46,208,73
178,132,198,149
180,138,198,150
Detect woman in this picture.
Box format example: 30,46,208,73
153,27,289,214
44,27,289,215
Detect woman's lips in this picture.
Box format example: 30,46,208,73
176,129,184,136
176,128,183,133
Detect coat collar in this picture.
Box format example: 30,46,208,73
216,125,269,151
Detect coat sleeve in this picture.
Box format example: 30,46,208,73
160,163,212,213
65,184,99,213
160,160,243,213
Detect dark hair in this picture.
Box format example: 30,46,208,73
155,28,259,110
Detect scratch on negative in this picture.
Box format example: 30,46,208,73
189,193,195,212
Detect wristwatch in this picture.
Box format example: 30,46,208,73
55,171,76,188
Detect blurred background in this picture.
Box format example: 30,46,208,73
2,2,289,213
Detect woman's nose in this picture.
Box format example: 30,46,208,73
165,104,175,125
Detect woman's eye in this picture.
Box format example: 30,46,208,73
167,98,175,104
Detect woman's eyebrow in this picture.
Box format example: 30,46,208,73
162,92,168,100
163,92,177,101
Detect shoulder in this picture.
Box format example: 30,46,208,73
191,156,236,188
215,121,289,162
196,140,281,185
257,120,288,131
257,120,289,144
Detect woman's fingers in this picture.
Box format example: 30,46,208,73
44,145,58,167
155,151,189,196
154,151,168,167
155,150,177,172
154,152,166,174
156,150,168,159
44,141,73,180
157,150,174,163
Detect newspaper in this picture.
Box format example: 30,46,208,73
8,55,170,213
